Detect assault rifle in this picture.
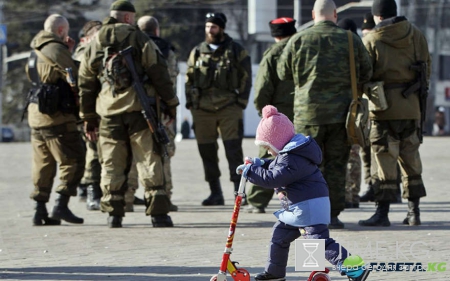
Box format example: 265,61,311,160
120,46,170,155
402,61,428,143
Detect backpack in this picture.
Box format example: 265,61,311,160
101,46,132,96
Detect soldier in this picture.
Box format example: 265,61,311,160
137,15,179,212
185,12,252,205
277,0,372,229
73,20,103,210
25,14,85,226
247,17,297,214
359,0,430,227
337,18,362,209
78,0,179,228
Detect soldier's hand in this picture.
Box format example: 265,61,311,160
65,36,76,53
84,119,99,142
164,107,177,125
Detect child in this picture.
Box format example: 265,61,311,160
236,105,369,281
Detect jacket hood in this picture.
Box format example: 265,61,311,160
280,134,322,165
372,16,412,49
97,18,137,47
30,30,64,50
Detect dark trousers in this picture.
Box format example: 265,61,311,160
265,221,348,277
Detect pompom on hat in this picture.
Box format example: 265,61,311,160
255,105,295,153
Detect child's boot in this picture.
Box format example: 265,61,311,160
254,272,285,281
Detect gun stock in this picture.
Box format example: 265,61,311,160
119,46,170,155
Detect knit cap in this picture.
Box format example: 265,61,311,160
205,12,227,29
255,105,295,153
372,0,397,18
110,0,136,12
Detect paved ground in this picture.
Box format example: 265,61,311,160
0,137,449,281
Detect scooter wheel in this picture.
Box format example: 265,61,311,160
310,272,331,281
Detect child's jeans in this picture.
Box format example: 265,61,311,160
265,221,348,277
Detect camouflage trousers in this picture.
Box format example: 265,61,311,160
98,111,169,217
246,146,275,208
370,119,426,202
345,144,361,204
30,122,85,202
295,123,350,217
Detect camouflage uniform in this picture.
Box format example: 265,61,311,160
248,37,295,210
185,34,252,197
277,20,372,220
78,17,179,221
362,17,430,202
26,30,85,203
345,144,361,205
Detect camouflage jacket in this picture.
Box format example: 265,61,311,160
185,34,252,112
278,20,372,125
78,17,179,120
254,37,295,120
26,30,78,128
363,17,431,120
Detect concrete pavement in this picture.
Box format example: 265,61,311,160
0,137,449,281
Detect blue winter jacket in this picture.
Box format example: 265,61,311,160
245,134,330,227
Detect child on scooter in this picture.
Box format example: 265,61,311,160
236,105,370,281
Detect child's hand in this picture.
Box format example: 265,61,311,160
236,163,252,178
245,157,265,166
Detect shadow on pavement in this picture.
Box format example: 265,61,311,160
0,266,268,281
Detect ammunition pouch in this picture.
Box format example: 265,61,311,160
364,81,388,112
29,79,77,115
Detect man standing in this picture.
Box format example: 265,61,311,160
359,0,430,227
247,17,297,214
73,20,103,210
137,15,179,212
277,0,372,229
26,14,85,226
78,0,179,228
185,12,252,205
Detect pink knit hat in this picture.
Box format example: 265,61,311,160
255,105,295,153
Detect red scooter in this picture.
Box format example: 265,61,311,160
210,159,331,281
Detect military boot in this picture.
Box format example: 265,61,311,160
403,198,421,226
77,183,88,202
358,201,391,227
151,214,174,227
202,179,224,206
50,194,84,224
86,183,102,211
33,201,61,226
108,215,123,228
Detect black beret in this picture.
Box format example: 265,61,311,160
361,13,376,30
337,18,357,35
372,0,397,18
205,12,227,29
110,0,136,13
269,17,297,37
